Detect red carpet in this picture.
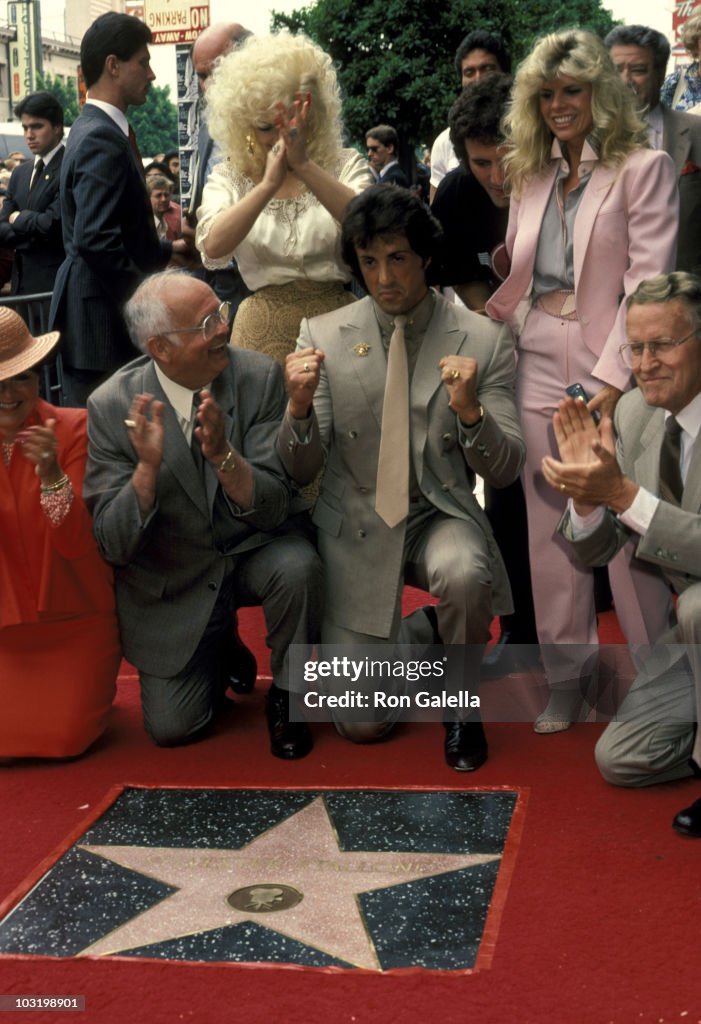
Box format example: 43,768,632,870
1,595,699,1023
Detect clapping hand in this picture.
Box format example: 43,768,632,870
16,418,62,485
193,389,228,465
541,396,621,513
275,93,312,170
125,393,165,469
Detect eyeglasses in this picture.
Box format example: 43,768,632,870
366,144,381,153
167,302,231,342
619,328,698,368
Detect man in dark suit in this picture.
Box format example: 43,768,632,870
542,272,701,837
277,186,524,770
50,13,187,407
430,74,540,677
0,91,65,295
365,125,410,187
185,21,252,310
83,270,322,759
606,24,701,276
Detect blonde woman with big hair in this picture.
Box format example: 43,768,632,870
196,31,373,365
486,29,679,733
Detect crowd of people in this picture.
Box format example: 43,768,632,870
1,11,701,840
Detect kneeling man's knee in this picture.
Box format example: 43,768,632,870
594,728,632,786
595,722,660,788
334,720,394,744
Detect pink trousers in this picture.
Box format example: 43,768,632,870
516,306,673,687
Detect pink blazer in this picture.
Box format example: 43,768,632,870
486,147,679,391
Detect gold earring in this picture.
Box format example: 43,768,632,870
245,133,255,155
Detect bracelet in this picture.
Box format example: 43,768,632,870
40,473,70,493
217,446,237,473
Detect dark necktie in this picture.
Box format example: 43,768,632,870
29,158,44,193
128,126,145,176
658,415,684,506
190,391,206,473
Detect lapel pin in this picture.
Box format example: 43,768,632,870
353,343,371,357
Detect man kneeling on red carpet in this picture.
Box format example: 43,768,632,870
277,185,525,770
83,270,322,759
543,272,701,837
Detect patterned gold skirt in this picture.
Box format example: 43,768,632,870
230,279,356,366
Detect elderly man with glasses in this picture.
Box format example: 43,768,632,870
82,269,322,759
541,271,701,837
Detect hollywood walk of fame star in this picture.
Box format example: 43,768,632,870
78,796,500,969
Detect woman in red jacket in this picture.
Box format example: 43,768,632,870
0,308,120,758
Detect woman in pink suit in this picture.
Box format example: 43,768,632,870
487,29,679,731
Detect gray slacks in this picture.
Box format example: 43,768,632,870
322,509,494,742
139,532,322,746
595,581,701,787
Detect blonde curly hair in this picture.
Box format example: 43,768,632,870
205,30,345,179
503,29,648,195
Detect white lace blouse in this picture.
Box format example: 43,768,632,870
195,148,373,291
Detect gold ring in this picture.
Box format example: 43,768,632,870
124,419,137,429
449,369,460,380
303,362,310,372
560,484,566,493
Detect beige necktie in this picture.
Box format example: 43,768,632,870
375,315,409,527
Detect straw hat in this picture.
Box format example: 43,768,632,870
0,306,60,381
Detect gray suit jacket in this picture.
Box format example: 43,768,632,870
277,293,525,637
84,348,303,675
662,106,701,276
561,387,701,598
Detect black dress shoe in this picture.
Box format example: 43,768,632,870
265,684,313,760
443,720,488,771
480,632,541,679
673,796,701,837
226,626,258,694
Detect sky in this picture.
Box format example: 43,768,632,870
25,0,681,100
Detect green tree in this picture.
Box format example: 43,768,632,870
272,0,617,162
35,73,80,125
129,84,178,158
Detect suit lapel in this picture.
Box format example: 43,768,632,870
631,406,701,511
410,298,464,469
146,364,209,518
662,109,690,173
633,407,666,493
339,301,386,430
13,162,32,208
573,163,618,287
494,165,557,312
27,148,62,210
683,428,701,510
412,297,462,410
